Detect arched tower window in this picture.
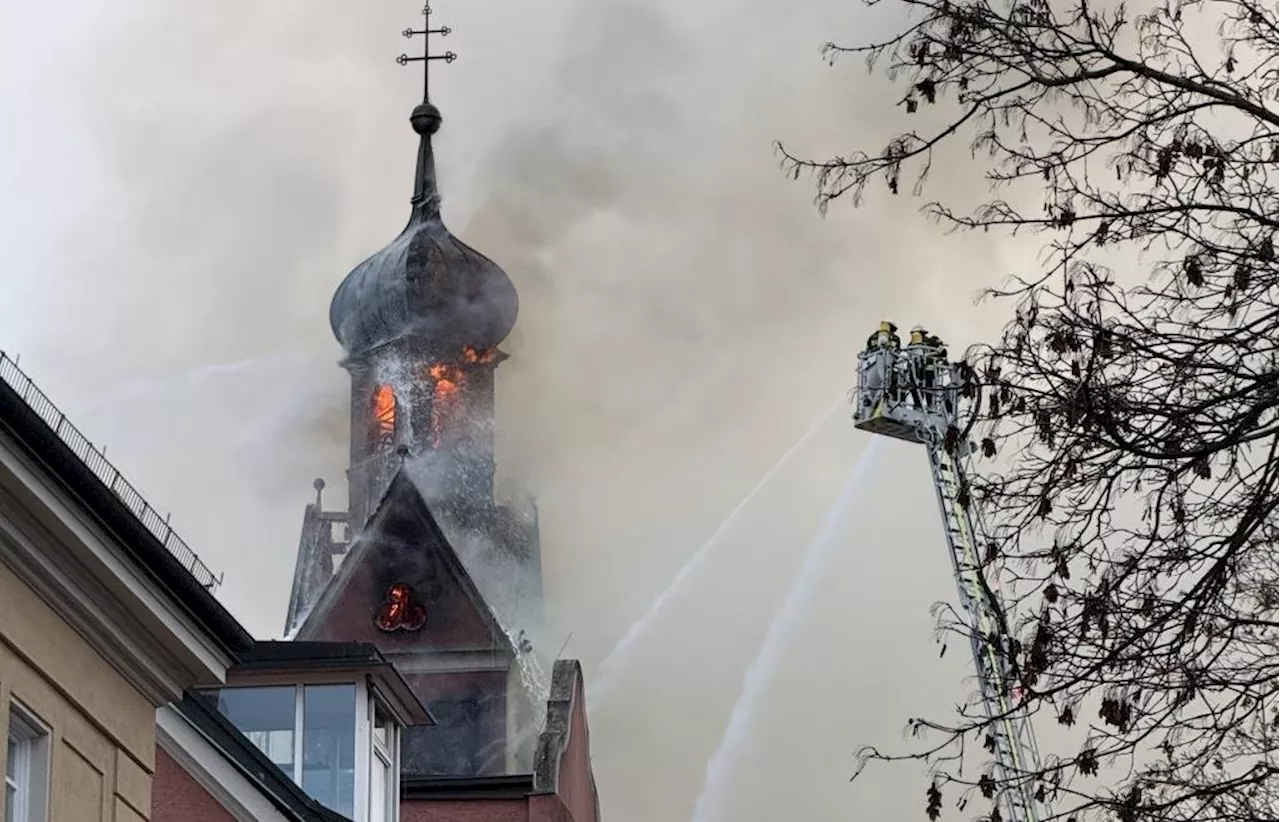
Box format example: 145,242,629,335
371,385,397,449
427,364,465,447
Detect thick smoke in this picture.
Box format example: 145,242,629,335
1,0,1041,819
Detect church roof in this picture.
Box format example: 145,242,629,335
328,103,518,358
291,467,516,659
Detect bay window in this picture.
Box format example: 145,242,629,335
203,680,400,821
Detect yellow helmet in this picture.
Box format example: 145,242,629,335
878,321,898,333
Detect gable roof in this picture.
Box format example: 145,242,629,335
292,468,515,657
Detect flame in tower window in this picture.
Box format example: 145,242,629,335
372,385,397,448
428,364,465,447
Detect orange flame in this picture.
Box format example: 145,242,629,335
463,346,497,364
375,583,426,632
428,364,465,446
372,385,396,446
428,363,464,387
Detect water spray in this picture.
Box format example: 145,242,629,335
588,395,846,709
687,437,883,822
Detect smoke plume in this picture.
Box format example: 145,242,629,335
1,0,1041,818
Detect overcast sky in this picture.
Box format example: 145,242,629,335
0,0,1038,818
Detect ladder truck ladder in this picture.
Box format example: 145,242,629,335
852,322,1049,822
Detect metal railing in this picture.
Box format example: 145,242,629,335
0,352,223,593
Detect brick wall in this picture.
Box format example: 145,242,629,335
150,747,235,822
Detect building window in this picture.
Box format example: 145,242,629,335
370,708,393,822
426,365,464,447
5,701,50,822
205,684,357,817
210,686,297,775
372,385,397,449
301,685,356,816
411,695,486,775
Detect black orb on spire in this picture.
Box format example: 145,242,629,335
410,102,442,136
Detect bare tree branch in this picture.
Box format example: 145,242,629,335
780,0,1279,818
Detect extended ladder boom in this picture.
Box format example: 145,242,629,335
851,322,1048,822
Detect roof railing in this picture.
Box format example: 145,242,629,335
0,351,224,593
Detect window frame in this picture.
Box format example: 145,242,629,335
5,700,50,822
368,700,397,822
300,682,360,817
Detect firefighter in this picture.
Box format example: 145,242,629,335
885,321,901,350
865,321,900,351
922,333,955,415
907,325,938,405
925,332,949,362
861,322,892,400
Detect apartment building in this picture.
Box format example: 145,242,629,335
0,353,252,821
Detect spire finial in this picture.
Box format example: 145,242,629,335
395,4,455,221
396,4,456,103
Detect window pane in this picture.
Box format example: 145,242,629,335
7,730,29,822
302,685,355,816
209,687,297,772
370,757,388,822
7,701,50,822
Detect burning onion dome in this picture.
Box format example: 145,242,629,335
329,102,518,357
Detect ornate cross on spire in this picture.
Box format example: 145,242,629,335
396,4,456,102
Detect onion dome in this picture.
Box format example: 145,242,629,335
329,103,518,356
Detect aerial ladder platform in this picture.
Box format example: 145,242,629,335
851,322,1050,822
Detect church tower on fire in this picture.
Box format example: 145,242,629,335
330,97,519,532
281,16,554,782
